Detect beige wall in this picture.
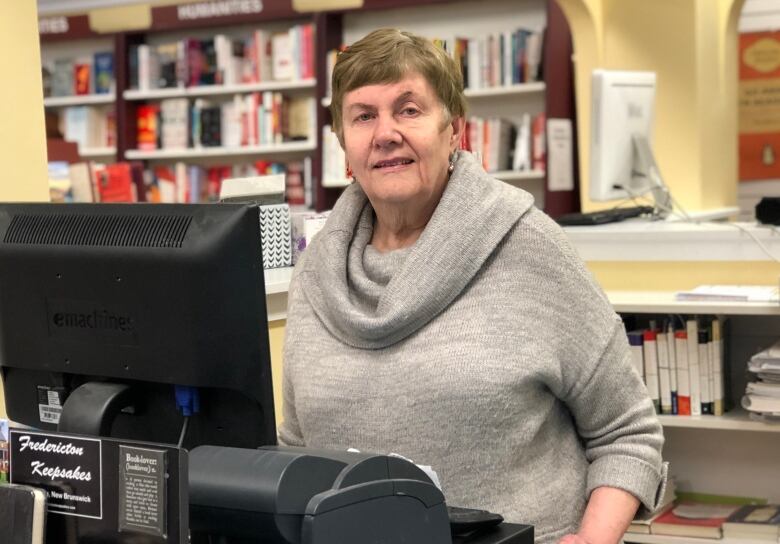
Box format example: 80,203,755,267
0,2,50,419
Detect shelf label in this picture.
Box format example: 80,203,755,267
177,0,263,20
39,16,69,35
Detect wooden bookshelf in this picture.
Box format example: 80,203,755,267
123,79,316,101
606,290,780,316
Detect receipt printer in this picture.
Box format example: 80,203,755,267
188,445,452,544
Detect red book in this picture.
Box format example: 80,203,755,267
136,104,160,151
95,163,136,203
74,62,91,95
651,502,742,539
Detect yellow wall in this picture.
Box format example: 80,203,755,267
0,2,50,419
557,0,744,213
268,320,287,427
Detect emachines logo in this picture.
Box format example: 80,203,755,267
47,299,138,342
52,309,135,333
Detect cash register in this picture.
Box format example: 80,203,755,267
0,203,532,544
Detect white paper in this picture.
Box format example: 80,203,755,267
546,118,574,192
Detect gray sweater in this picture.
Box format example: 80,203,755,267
279,151,666,542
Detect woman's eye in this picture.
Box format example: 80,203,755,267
356,113,373,122
401,107,419,116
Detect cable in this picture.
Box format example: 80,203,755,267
178,416,190,449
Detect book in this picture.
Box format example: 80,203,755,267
674,330,691,415
723,504,780,540
627,477,677,534
739,31,780,181
0,483,47,544
93,51,114,94
651,501,742,538
627,330,644,380
675,284,780,302
643,329,661,412
686,318,702,416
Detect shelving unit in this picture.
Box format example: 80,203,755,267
607,290,780,512
79,146,117,159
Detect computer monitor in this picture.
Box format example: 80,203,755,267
589,69,672,215
0,203,276,450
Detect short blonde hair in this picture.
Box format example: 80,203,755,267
330,28,467,139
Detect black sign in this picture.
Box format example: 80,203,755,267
10,430,102,519
118,445,167,537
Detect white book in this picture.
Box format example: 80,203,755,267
272,31,293,81
712,318,725,416
657,331,672,414
686,319,702,416
467,38,480,89
698,328,712,414
667,322,678,413
502,31,513,87
675,331,691,414
643,331,661,412
513,113,531,171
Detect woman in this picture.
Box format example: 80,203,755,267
279,28,666,544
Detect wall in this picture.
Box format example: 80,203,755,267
0,3,51,419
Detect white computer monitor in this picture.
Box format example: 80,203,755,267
589,69,671,215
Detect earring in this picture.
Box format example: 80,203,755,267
447,153,455,174
346,165,354,182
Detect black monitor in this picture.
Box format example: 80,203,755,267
0,203,275,450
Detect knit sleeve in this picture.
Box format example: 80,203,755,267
562,319,667,514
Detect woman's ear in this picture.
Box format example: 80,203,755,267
449,116,466,151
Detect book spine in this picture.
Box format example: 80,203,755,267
657,330,673,414
667,321,678,414
686,318,702,416
643,330,661,413
627,331,645,381
699,327,713,415
675,330,691,415
712,318,725,416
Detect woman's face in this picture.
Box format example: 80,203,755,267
341,72,462,209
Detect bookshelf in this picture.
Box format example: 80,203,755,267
607,290,780,507
38,0,578,212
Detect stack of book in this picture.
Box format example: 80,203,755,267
624,316,726,416
723,504,780,541
742,341,780,421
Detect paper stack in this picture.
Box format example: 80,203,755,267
742,341,780,422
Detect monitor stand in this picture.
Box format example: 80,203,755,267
631,134,672,218
57,381,134,436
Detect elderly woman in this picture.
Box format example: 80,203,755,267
279,28,666,544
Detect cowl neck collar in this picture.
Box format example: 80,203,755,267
300,150,535,349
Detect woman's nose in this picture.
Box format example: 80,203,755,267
372,114,402,148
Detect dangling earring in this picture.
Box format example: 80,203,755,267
346,164,355,183
447,152,455,174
